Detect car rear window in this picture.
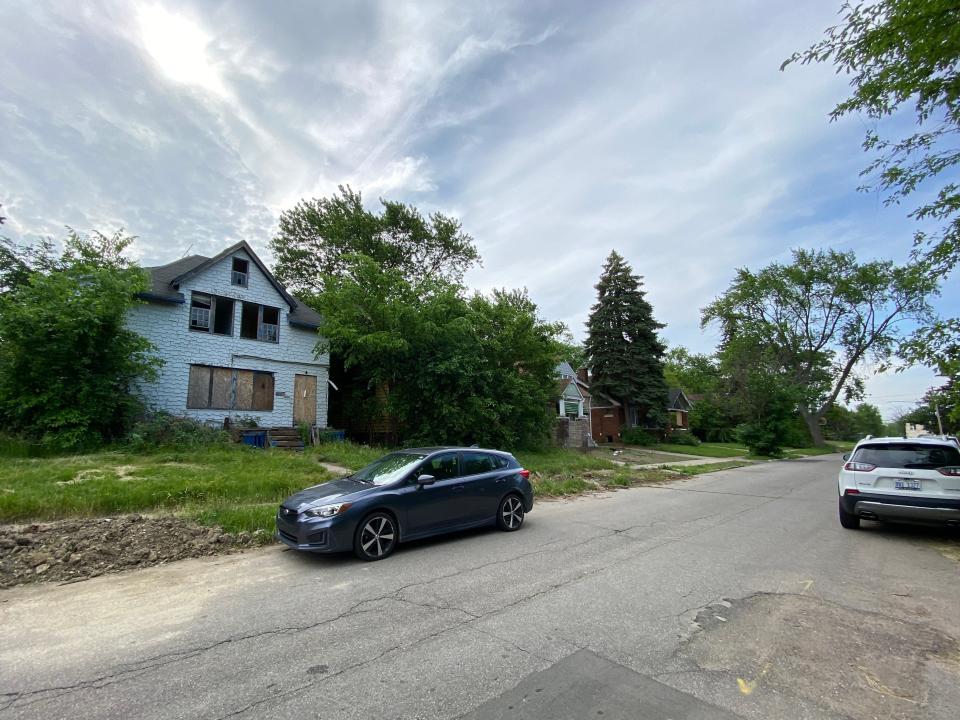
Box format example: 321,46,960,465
852,443,960,469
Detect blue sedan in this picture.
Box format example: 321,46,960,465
276,447,534,561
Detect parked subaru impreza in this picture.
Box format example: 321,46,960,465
838,436,960,529
276,447,533,560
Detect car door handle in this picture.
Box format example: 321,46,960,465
495,477,506,483
453,485,464,491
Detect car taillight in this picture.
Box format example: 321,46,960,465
843,462,877,472
845,488,859,495
519,469,530,479
936,466,960,476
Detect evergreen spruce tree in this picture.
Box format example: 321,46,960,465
585,251,668,424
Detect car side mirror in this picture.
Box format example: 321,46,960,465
842,453,850,461
416,474,436,486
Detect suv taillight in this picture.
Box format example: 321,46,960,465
844,462,877,472
519,469,530,479
936,466,960,476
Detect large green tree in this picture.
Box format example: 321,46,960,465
270,185,480,294
702,248,934,446
315,255,564,447
784,0,960,272
585,251,667,424
0,230,160,448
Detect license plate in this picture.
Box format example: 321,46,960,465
895,479,921,490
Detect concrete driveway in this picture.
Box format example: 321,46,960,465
1,456,958,719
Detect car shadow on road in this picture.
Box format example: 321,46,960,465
277,521,529,570
857,521,960,561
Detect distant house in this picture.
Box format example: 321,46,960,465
553,361,596,448
127,241,329,429
575,365,694,443
666,388,693,431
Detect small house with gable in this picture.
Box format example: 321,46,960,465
127,241,329,429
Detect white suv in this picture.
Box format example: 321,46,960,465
838,436,960,529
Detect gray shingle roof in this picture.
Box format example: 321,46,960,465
139,242,323,330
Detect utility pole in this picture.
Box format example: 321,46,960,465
935,403,945,435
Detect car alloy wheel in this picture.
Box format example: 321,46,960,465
497,495,524,531
355,513,397,561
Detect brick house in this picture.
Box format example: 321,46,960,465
127,241,329,428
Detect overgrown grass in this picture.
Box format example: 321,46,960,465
648,442,748,458
0,445,332,525
308,441,391,471
513,447,617,475
665,460,755,475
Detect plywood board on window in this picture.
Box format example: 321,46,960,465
211,368,234,409
235,370,254,410
187,365,211,408
252,372,274,411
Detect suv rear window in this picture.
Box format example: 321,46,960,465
852,443,960,469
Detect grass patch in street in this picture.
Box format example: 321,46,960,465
665,460,755,475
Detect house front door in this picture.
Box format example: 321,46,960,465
293,374,317,426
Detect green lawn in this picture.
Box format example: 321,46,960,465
0,445,334,536
0,439,765,538
645,442,749,458
665,460,755,475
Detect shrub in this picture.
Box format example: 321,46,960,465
621,427,657,446
126,412,229,450
667,430,701,446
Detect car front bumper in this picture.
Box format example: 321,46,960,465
275,510,357,553
841,492,960,526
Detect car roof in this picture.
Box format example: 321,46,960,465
397,446,514,457
855,436,957,447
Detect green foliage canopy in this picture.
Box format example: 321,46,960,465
784,0,960,271
314,254,565,448
0,230,160,449
702,248,933,445
270,185,480,294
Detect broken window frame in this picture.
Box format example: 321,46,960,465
231,257,249,287
189,292,234,336
240,301,280,344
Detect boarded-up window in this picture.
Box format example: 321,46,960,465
252,372,274,411
186,365,274,411
187,365,212,408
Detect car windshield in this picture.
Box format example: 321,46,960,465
351,452,427,486
852,443,960,469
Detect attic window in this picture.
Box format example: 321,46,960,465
232,258,249,287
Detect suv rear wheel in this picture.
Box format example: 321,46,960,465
838,499,861,530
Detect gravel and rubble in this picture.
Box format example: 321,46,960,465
0,515,260,589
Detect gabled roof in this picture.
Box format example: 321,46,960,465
667,388,692,411
555,360,576,378
139,241,323,330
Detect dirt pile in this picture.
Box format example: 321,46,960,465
0,515,261,589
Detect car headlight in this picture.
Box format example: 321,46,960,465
304,502,353,518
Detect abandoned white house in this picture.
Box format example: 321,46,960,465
127,241,329,428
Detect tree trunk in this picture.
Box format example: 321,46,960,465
800,408,826,447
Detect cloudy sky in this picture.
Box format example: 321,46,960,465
0,0,953,418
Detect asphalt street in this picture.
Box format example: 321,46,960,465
1,455,958,720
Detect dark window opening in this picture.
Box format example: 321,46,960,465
190,293,234,336
232,257,249,286
240,302,280,343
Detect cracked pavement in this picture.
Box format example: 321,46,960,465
2,456,959,719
